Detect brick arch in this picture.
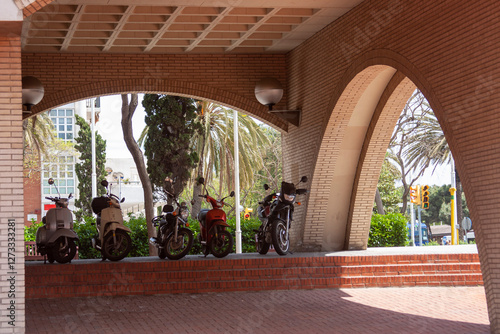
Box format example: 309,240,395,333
345,73,416,249
303,49,434,251
29,78,288,131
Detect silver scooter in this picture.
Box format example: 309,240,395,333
36,178,79,264
91,180,132,261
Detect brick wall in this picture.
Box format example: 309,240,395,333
15,0,500,330
21,53,289,132
0,22,25,333
23,167,40,225
283,0,500,329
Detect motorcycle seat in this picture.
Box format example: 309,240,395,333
197,209,209,227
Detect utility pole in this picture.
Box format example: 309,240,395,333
234,109,241,253
91,98,97,198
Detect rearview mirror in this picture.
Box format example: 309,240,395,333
197,177,205,185
48,178,54,185
300,176,308,183
264,184,269,191
230,191,235,197
101,180,109,187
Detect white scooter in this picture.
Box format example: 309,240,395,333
36,178,79,264
91,180,132,261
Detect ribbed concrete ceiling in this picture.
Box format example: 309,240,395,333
21,0,364,54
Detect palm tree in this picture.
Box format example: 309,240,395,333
138,97,270,217
403,92,464,232
190,101,270,216
23,112,56,174
388,90,433,214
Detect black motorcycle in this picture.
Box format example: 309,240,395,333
149,191,194,260
256,176,308,255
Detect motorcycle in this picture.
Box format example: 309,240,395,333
91,180,132,261
256,176,308,255
196,177,235,258
36,178,79,264
149,191,194,260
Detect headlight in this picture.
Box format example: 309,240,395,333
283,193,296,202
216,201,224,208
180,208,189,220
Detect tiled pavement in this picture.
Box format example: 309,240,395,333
26,245,489,333
27,286,488,333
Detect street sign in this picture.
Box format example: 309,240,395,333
461,217,472,231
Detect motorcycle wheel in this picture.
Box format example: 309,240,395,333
210,230,233,258
165,228,194,260
52,237,77,264
271,220,289,256
158,248,167,259
102,229,132,262
47,253,55,264
257,230,270,255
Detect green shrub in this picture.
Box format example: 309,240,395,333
73,216,101,259
125,214,149,257
368,212,407,247
24,221,43,242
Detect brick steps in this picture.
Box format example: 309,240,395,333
25,253,482,299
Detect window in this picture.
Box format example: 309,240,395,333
42,107,76,196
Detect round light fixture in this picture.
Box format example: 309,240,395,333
22,76,44,112
254,77,283,111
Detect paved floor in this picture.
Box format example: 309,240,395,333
27,286,488,334
26,245,489,333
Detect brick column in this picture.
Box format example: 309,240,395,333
0,21,25,332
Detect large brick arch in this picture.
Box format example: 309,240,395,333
345,72,415,249
28,78,288,131
295,46,446,253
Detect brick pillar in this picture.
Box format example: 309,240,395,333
0,21,25,332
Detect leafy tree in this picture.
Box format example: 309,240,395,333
391,90,466,229
189,101,270,217
142,94,203,200
374,157,402,214
420,184,469,227
23,112,75,180
73,114,107,221
241,125,283,211
388,90,432,214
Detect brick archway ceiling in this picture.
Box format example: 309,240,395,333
21,0,364,54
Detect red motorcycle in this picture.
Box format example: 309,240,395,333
196,177,234,258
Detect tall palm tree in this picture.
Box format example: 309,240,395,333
23,112,56,169
138,97,270,216
190,101,270,216
403,94,464,231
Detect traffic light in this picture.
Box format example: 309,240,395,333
410,185,420,205
421,185,430,209
244,208,253,220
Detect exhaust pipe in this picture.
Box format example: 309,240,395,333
149,237,159,247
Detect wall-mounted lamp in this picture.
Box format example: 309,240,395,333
22,76,44,114
254,77,301,127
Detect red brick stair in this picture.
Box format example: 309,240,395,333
25,253,482,299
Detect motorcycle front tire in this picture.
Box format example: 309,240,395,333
158,248,167,259
271,220,289,256
52,237,77,264
257,231,270,255
102,229,132,262
165,228,194,260
210,230,233,258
